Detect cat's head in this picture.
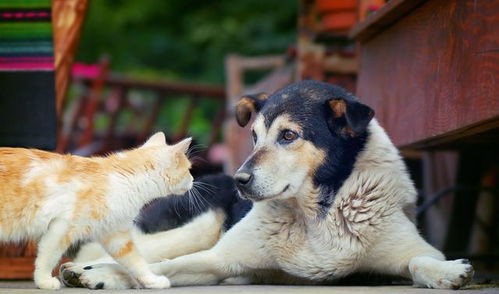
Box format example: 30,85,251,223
141,132,194,196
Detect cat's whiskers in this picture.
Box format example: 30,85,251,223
187,185,206,213
186,190,196,213
190,183,212,210
193,182,217,195
191,189,204,212
172,194,182,218
191,189,208,210
186,144,205,160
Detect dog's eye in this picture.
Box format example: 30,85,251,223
251,130,257,144
279,130,298,143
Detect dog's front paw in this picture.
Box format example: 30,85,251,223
59,262,139,289
139,274,171,289
410,257,474,289
59,262,84,288
434,259,474,289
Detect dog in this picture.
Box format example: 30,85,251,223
59,80,473,289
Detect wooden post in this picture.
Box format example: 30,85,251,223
223,54,288,174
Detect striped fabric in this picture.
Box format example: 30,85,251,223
0,0,56,150
0,0,54,71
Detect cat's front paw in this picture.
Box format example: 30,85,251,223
140,274,171,289
35,276,61,290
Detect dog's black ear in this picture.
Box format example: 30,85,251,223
327,98,374,136
235,93,268,127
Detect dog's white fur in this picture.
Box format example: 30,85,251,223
61,119,473,289
60,209,225,289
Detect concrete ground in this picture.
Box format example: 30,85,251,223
1,281,499,294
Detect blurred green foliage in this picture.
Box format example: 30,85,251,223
77,0,297,84
73,1,297,147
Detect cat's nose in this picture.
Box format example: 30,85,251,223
234,171,253,188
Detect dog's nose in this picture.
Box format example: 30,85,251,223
234,171,253,187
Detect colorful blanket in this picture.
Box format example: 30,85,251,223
0,0,54,71
0,0,56,150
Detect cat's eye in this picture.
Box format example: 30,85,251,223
251,130,257,144
279,129,298,144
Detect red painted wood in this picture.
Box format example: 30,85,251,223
0,257,34,279
355,0,499,148
316,0,356,12
322,11,357,31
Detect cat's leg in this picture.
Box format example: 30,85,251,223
99,229,170,289
34,218,71,289
361,213,474,289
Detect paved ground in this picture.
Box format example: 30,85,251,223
1,281,499,294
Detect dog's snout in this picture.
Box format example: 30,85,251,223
234,171,253,187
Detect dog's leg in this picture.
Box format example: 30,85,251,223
99,229,171,289
362,212,474,289
150,212,277,286
136,209,225,262
59,209,227,289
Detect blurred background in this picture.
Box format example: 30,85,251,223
0,0,498,286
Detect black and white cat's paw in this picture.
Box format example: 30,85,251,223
59,262,139,289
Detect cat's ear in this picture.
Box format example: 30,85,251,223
143,132,166,147
173,137,192,154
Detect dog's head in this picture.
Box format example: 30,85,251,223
233,80,374,209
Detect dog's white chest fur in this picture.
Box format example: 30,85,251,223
244,121,419,281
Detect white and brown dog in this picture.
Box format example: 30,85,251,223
60,80,473,289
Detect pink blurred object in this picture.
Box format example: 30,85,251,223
208,143,227,164
72,63,103,79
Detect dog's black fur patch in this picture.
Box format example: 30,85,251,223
256,80,374,214
137,81,372,234
136,174,252,233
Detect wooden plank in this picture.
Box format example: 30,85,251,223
53,0,89,114
0,257,34,280
76,75,225,99
401,115,499,150
356,0,499,148
349,0,427,42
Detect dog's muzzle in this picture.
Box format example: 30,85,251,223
234,170,260,200
234,170,253,189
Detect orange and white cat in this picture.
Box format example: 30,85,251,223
0,132,193,290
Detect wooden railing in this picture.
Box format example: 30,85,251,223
0,65,226,280
57,62,226,163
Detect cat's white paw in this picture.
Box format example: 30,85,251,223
410,257,474,289
140,274,171,289
35,276,61,290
